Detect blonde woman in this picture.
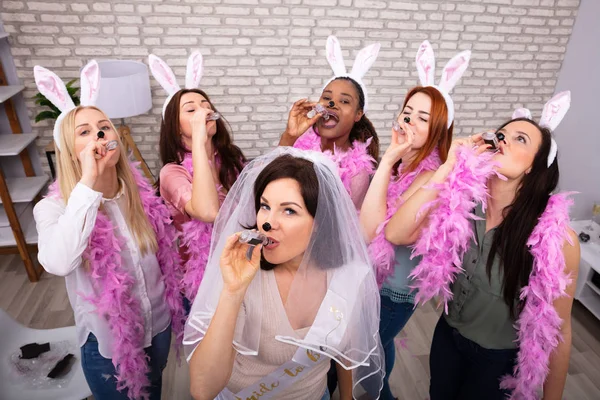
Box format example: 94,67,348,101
33,62,185,400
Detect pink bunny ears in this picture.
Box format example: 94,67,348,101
34,60,100,151
415,40,471,128
512,90,571,167
148,51,204,117
323,35,381,113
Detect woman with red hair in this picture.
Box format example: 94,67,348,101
360,41,470,400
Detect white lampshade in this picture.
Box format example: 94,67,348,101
94,60,152,119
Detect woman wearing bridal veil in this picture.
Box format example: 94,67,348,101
183,147,383,399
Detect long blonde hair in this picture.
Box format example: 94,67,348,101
56,106,158,255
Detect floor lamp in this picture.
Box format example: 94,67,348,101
95,60,155,183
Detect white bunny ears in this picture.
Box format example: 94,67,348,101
415,41,471,128
323,36,381,113
148,51,204,117
34,60,101,151
512,90,571,167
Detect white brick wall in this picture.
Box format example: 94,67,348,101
1,0,580,175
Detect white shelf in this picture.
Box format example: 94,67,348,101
0,85,25,103
578,286,600,321
0,133,38,156
0,176,48,204
0,213,37,246
0,202,28,227
586,281,600,297
0,33,8,40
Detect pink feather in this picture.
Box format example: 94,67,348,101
499,193,573,399
179,153,225,303
367,149,441,287
293,127,376,200
409,146,499,310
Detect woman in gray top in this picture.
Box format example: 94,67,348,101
391,106,580,400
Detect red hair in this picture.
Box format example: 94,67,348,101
401,86,453,173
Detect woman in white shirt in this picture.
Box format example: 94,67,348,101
33,62,185,400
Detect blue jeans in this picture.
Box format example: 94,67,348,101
81,327,172,400
320,388,330,400
429,316,517,400
379,294,415,400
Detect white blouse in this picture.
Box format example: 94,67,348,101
34,182,171,359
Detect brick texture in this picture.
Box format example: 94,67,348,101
1,0,580,174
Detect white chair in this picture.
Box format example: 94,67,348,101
0,308,91,400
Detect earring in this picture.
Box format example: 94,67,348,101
262,222,272,232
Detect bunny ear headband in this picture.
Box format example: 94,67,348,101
323,35,381,113
415,40,471,128
512,90,571,167
148,51,204,117
34,60,101,151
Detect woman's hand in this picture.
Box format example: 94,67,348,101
220,233,262,296
79,139,110,188
283,98,323,139
381,121,415,168
190,108,214,146
443,133,490,170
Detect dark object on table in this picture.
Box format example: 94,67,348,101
579,232,591,243
47,354,75,379
20,342,50,359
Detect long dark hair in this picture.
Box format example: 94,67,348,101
486,118,559,318
158,88,246,191
332,77,380,161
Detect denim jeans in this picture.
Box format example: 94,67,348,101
81,326,172,400
429,316,517,400
378,294,415,400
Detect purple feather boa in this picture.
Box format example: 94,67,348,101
293,127,376,198
179,153,225,303
410,145,573,399
367,149,441,287
47,162,185,400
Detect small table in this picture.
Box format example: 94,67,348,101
570,220,600,320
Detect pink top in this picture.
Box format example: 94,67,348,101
160,163,193,233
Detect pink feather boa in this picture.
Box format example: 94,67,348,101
409,145,573,399
367,149,441,286
409,146,499,310
47,162,186,400
293,127,376,198
499,193,573,399
179,153,226,303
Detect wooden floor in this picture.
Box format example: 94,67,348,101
2,254,600,399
